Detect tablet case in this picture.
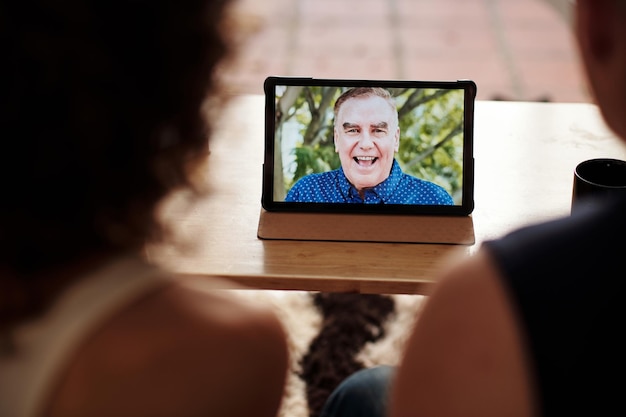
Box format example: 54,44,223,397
257,209,475,245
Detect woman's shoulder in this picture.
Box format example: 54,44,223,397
47,275,288,417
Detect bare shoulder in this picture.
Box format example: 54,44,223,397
47,276,288,417
389,249,537,417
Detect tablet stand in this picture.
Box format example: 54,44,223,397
257,209,475,245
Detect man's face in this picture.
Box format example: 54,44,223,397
334,95,400,191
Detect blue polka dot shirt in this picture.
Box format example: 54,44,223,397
285,159,454,205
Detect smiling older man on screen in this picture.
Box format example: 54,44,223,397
284,87,454,205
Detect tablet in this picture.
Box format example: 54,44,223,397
262,77,476,216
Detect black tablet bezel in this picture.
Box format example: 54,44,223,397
262,77,476,216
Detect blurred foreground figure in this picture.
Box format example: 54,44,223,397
0,1,288,416
321,1,626,416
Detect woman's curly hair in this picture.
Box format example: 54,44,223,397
0,0,232,325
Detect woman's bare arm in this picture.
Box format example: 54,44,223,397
389,249,537,417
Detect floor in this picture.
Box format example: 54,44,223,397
223,0,590,103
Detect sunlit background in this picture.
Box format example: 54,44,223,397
221,0,588,103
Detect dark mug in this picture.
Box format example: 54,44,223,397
572,158,626,213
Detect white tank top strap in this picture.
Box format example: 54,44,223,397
0,256,172,417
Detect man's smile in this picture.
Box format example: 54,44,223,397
354,156,378,166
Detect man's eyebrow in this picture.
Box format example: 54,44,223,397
342,122,389,129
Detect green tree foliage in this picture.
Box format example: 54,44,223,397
274,86,465,203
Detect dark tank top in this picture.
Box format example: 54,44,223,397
484,197,626,416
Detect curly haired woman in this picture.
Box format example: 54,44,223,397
0,2,288,416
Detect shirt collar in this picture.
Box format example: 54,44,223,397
338,159,403,203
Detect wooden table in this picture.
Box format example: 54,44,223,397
146,95,626,294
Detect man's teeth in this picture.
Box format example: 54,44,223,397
355,156,376,161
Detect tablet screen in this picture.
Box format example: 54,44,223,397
262,77,476,216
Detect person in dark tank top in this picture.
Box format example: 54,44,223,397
319,1,626,416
